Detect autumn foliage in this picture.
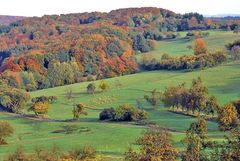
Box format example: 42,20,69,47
194,38,207,55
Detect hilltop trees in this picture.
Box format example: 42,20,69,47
125,128,177,161
0,8,213,92
0,121,14,145
0,21,138,91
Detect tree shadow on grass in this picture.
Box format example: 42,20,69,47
210,77,240,94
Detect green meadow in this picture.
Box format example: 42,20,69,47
0,30,239,160
136,30,239,60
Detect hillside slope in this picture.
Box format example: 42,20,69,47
0,7,209,91
0,7,239,92
1,60,239,159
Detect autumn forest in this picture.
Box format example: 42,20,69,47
0,6,240,161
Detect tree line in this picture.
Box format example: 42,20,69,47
141,38,228,71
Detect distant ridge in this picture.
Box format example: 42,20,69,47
0,15,26,25
205,14,240,18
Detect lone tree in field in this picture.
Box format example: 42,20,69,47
125,127,177,161
28,101,50,116
73,104,88,120
0,121,14,145
87,83,96,94
194,38,207,55
98,80,109,92
144,89,161,108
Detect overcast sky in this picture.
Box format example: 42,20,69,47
1,0,240,17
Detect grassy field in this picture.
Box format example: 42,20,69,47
136,30,239,61
0,30,239,160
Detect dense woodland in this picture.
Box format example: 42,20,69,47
0,7,240,92
0,7,240,160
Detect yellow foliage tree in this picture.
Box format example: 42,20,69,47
217,103,239,131
73,103,88,120
98,80,109,92
29,102,50,116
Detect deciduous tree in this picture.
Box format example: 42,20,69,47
73,104,88,120
194,38,207,55
87,83,96,94
217,103,239,131
125,128,177,161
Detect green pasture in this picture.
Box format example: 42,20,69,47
136,30,239,61
0,30,239,160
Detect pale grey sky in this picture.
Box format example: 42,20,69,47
1,0,240,17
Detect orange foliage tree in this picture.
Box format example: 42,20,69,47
194,38,207,55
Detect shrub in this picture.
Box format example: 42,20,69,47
0,121,14,145
98,80,109,92
63,146,96,160
99,105,148,121
28,101,50,116
4,147,33,161
31,96,49,103
99,108,116,120
125,128,177,161
115,104,148,121
87,83,96,94
31,96,57,104
48,96,58,103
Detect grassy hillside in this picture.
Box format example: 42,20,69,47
1,59,240,159
136,30,239,61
